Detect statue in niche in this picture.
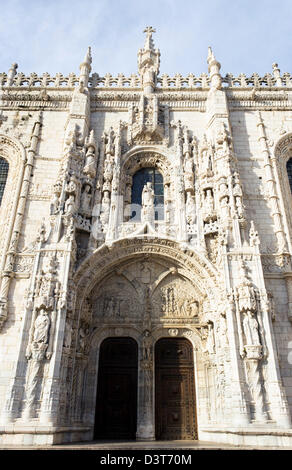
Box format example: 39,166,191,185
100,191,111,225
184,153,193,174
33,309,50,344
78,323,90,353
65,194,75,215
217,312,228,348
205,321,215,354
203,189,215,222
142,329,152,361
104,157,113,182
141,182,155,222
50,191,60,215
101,190,110,207
80,184,92,214
237,272,257,315
205,189,214,211
242,311,261,346
142,182,154,207
220,196,230,220
218,178,229,198
201,147,213,175
186,192,196,225
233,173,244,218
249,221,260,247
63,320,72,348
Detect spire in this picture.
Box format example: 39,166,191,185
207,46,222,90
138,27,160,94
79,46,92,88
7,63,18,86
207,46,215,67
143,26,156,52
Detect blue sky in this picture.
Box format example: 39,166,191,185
0,0,291,78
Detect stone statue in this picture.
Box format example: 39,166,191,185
141,182,155,222
80,184,92,214
32,309,50,346
206,321,215,354
142,329,152,361
65,195,75,215
63,320,72,348
243,311,261,346
142,182,154,207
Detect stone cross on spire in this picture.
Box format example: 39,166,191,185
143,26,156,51
138,27,160,94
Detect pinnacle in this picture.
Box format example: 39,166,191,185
207,46,215,64
143,26,156,52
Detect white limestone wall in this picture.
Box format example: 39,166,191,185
0,109,67,418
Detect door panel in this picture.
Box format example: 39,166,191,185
94,337,138,439
155,338,197,440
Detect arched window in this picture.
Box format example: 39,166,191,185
0,157,9,205
287,158,292,194
131,167,164,221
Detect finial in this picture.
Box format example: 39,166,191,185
80,46,92,69
143,26,156,51
207,46,215,64
207,46,221,90
79,46,92,88
272,62,282,86
7,63,18,86
84,46,92,66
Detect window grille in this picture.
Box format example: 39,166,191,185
0,157,9,205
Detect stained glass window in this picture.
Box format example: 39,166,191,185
131,167,164,220
0,158,9,205
287,158,292,194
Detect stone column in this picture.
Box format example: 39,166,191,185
256,111,287,253
136,357,155,440
0,112,42,329
136,330,155,440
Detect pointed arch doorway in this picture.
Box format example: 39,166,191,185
155,337,197,440
94,337,138,440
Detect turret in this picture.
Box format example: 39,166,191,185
138,27,160,94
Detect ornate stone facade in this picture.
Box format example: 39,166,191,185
0,28,292,447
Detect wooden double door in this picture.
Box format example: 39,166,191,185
94,337,197,440
155,338,197,440
94,337,138,439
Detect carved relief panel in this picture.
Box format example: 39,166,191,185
91,273,144,322
88,259,202,328
152,275,199,320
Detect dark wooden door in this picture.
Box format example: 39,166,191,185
155,338,197,440
94,337,138,439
